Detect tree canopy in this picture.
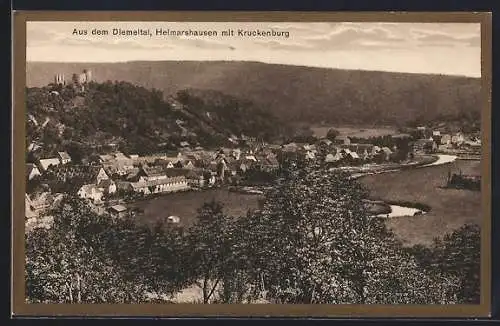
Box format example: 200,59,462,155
326,128,340,141
25,196,189,303
26,165,478,304
407,223,481,304
235,162,460,304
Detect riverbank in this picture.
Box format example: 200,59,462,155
418,154,457,168
378,205,424,218
349,155,441,179
126,154,474,246
364,199,430,218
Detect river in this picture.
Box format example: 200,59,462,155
418,154,457,168
352,154,457,179
132,154,463,225
378,205,423,218
370,154,458,217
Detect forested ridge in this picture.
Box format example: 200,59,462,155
27,61,482,127
26,81,289,158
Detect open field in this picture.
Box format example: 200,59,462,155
360,160,482,246
454,159,482,175
311,126,397,139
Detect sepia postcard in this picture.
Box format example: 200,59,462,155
12,11,492,318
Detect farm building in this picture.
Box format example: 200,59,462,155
57,151,72,164
130,173,190,195
77,167,116,203
38,158,61,171
451,132,465,146
136,166,168,182
318,139,333,147
28,142,41,152
379,147,393,161
78,184,105,203
261,156,280,172
108,204,129,219
99,154,114,163
304,151,316,160
167,215,181,224
325,151,342,163
282,143,300,152
184,169,206,187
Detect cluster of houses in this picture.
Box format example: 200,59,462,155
23,134,410,223
24,146,282,226
24,125,481,230
19,135,412,231
282,136,396,164
413,127,480,153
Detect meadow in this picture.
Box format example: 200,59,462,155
359,159,482,246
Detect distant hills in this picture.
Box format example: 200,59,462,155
26,61,482,127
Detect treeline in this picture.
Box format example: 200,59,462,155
26,163,480,304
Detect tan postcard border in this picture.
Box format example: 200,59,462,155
12,10,492,318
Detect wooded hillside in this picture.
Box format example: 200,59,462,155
27,61,482,127
26,81,287,158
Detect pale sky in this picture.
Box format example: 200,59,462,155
26,21,481,77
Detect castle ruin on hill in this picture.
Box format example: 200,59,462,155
54,69,92,92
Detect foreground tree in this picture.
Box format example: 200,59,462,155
408,223,480,304
25,198,164,303
25,197,149,303
139,219,191,298
185,201,237,303
239,162,460,304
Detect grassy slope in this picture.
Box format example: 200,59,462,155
27,61,481,127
